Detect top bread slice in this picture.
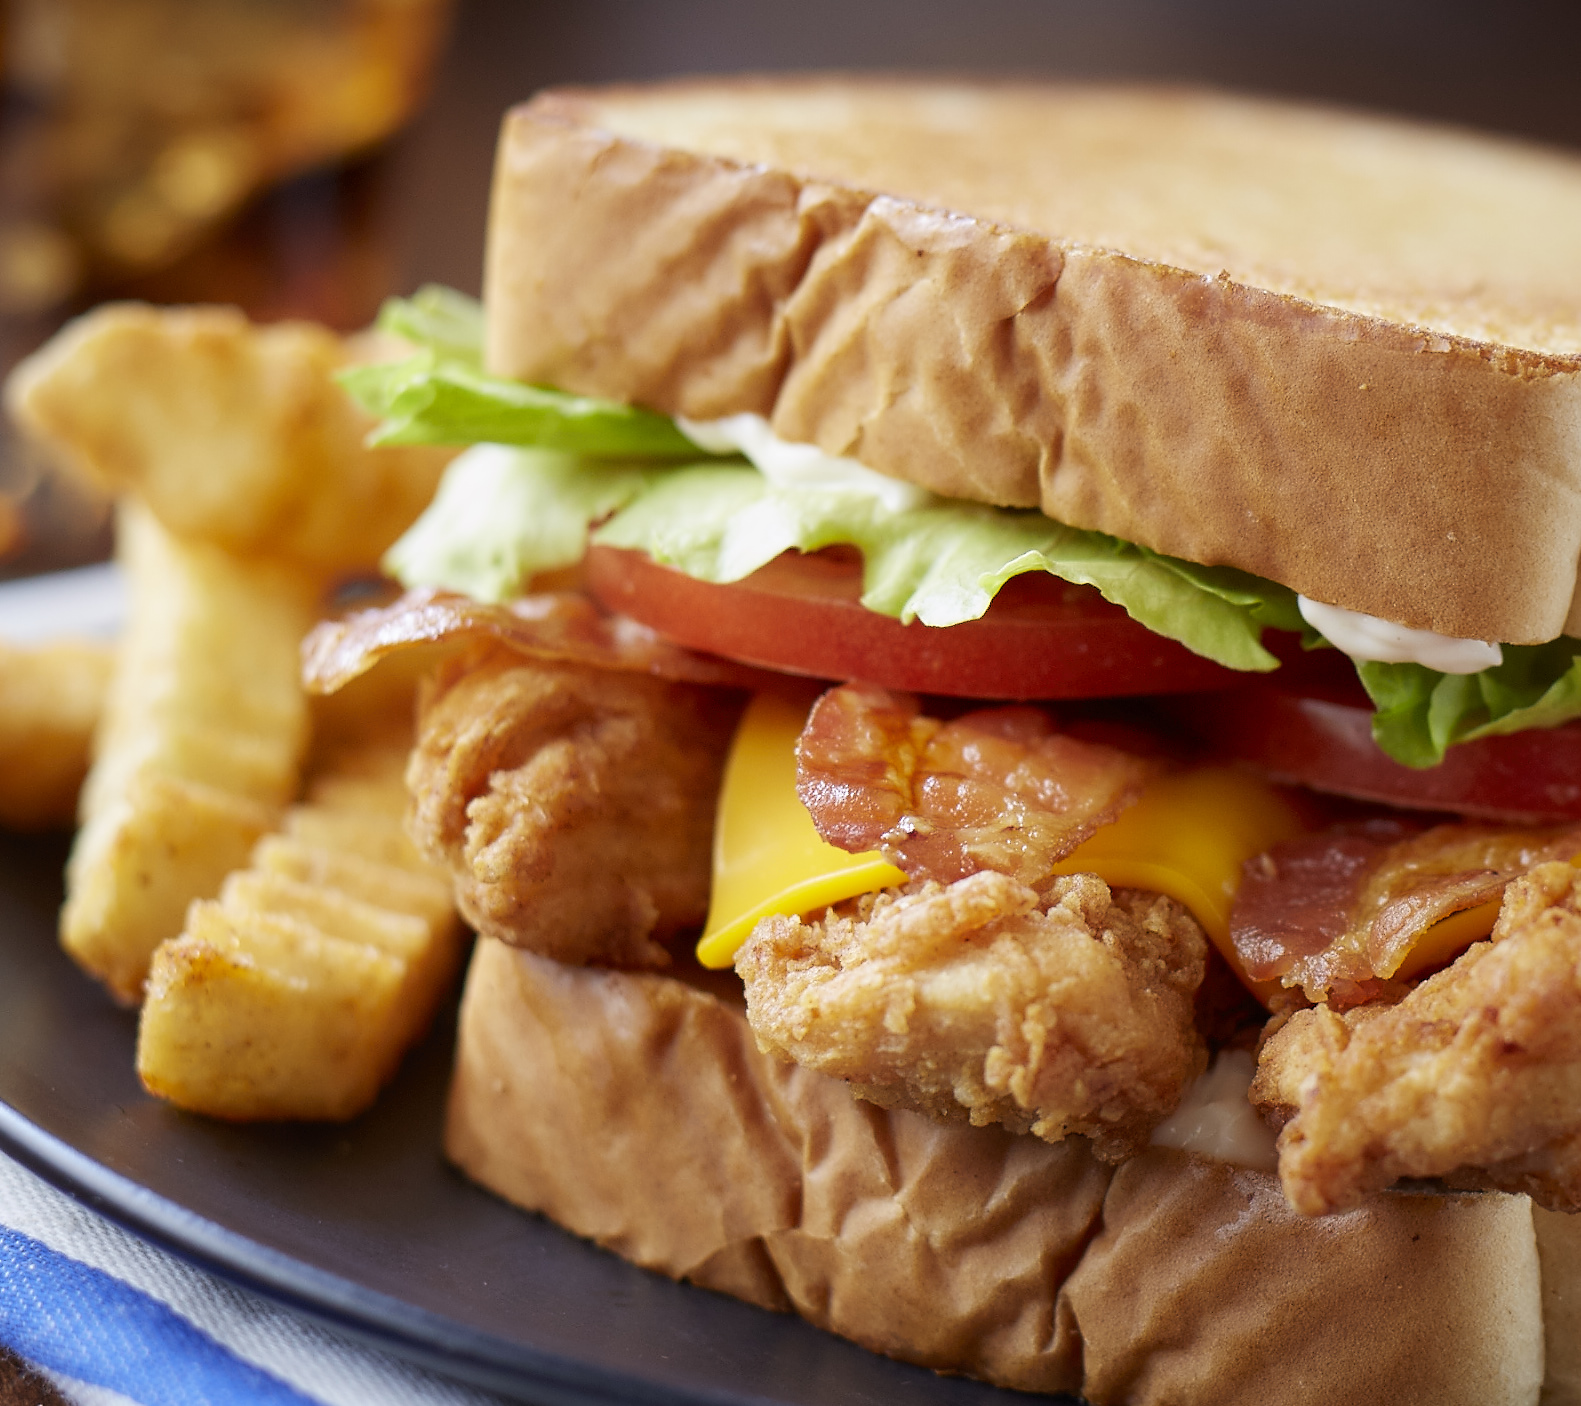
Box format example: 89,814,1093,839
484,77,1581,644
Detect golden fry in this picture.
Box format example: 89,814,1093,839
140,907,408,1121
136,740,463,1121
6,303,451,570
0,639,113,829
61,502,317,1002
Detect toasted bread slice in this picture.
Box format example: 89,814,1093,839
450,938,1549,1405
486,78,1581,643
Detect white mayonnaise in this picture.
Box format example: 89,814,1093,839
677,413,933,514
1298,595,1503,674
1150,1049,1279,1171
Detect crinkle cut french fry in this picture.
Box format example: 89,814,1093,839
136,741,463,1122
282,807,427,869
140,907,408,1122
251,835,454,932
5,303,452,571
61,501,317,1003
0,639,113,830
65,773,280,1002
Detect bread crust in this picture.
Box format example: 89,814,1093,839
1066,1154,1541,1406
1536,1205,1581,1402
448,938,1548,1403
484,79,1581,642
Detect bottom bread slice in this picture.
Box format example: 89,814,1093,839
447,937,1552,1405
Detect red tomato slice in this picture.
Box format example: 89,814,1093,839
1165,675,1581,823
584,545,1245,699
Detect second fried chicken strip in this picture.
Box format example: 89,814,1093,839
408,645,740,968
737,870,1208,1162
1253,859,1581,1215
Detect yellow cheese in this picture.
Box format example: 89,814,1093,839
1051,766,1306,996
1387,851,1581,983
694,690,1506,999
697,692,1305,985
1390,899,1501,981
695,690,905,969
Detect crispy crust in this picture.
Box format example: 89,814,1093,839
448,938,1548,1403
737,874,1207,1161
405,648,737,967
485,78,1581,642
1251,860,1581,1216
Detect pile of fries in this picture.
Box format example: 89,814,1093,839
0,302,463,1121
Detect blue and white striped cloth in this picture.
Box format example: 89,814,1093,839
0,1147,510,1405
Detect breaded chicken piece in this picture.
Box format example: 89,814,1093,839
407,645,740,968
737,870,1208,1162
1252,859,1581,1216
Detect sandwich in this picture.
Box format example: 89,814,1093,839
304,78,1581,1403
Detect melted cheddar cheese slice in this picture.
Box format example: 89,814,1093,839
695,692,1530,1001
696,691,906,969
697,691,1307,992
1051,766,1307,995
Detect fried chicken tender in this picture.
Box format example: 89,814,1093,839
407,646,739,968
1252,859,1581,1215
737,870,1208,1162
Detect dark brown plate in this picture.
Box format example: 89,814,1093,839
0,830,1061,1405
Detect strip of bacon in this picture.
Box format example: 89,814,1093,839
301,587,771,695
796,682,1156,887
793,684,932,852
1232,819,1581,1005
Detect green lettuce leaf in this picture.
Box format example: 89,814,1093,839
376,284,485,367
1358,639,1581,767
339,288,699,458
366,286,1581,771
340,353,698,456
1142,555,1314,639
383,445,666,602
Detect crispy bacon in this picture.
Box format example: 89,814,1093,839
301,587,771,695
1233,819,1581,1005
796,682,1156,886
794,684,932,852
